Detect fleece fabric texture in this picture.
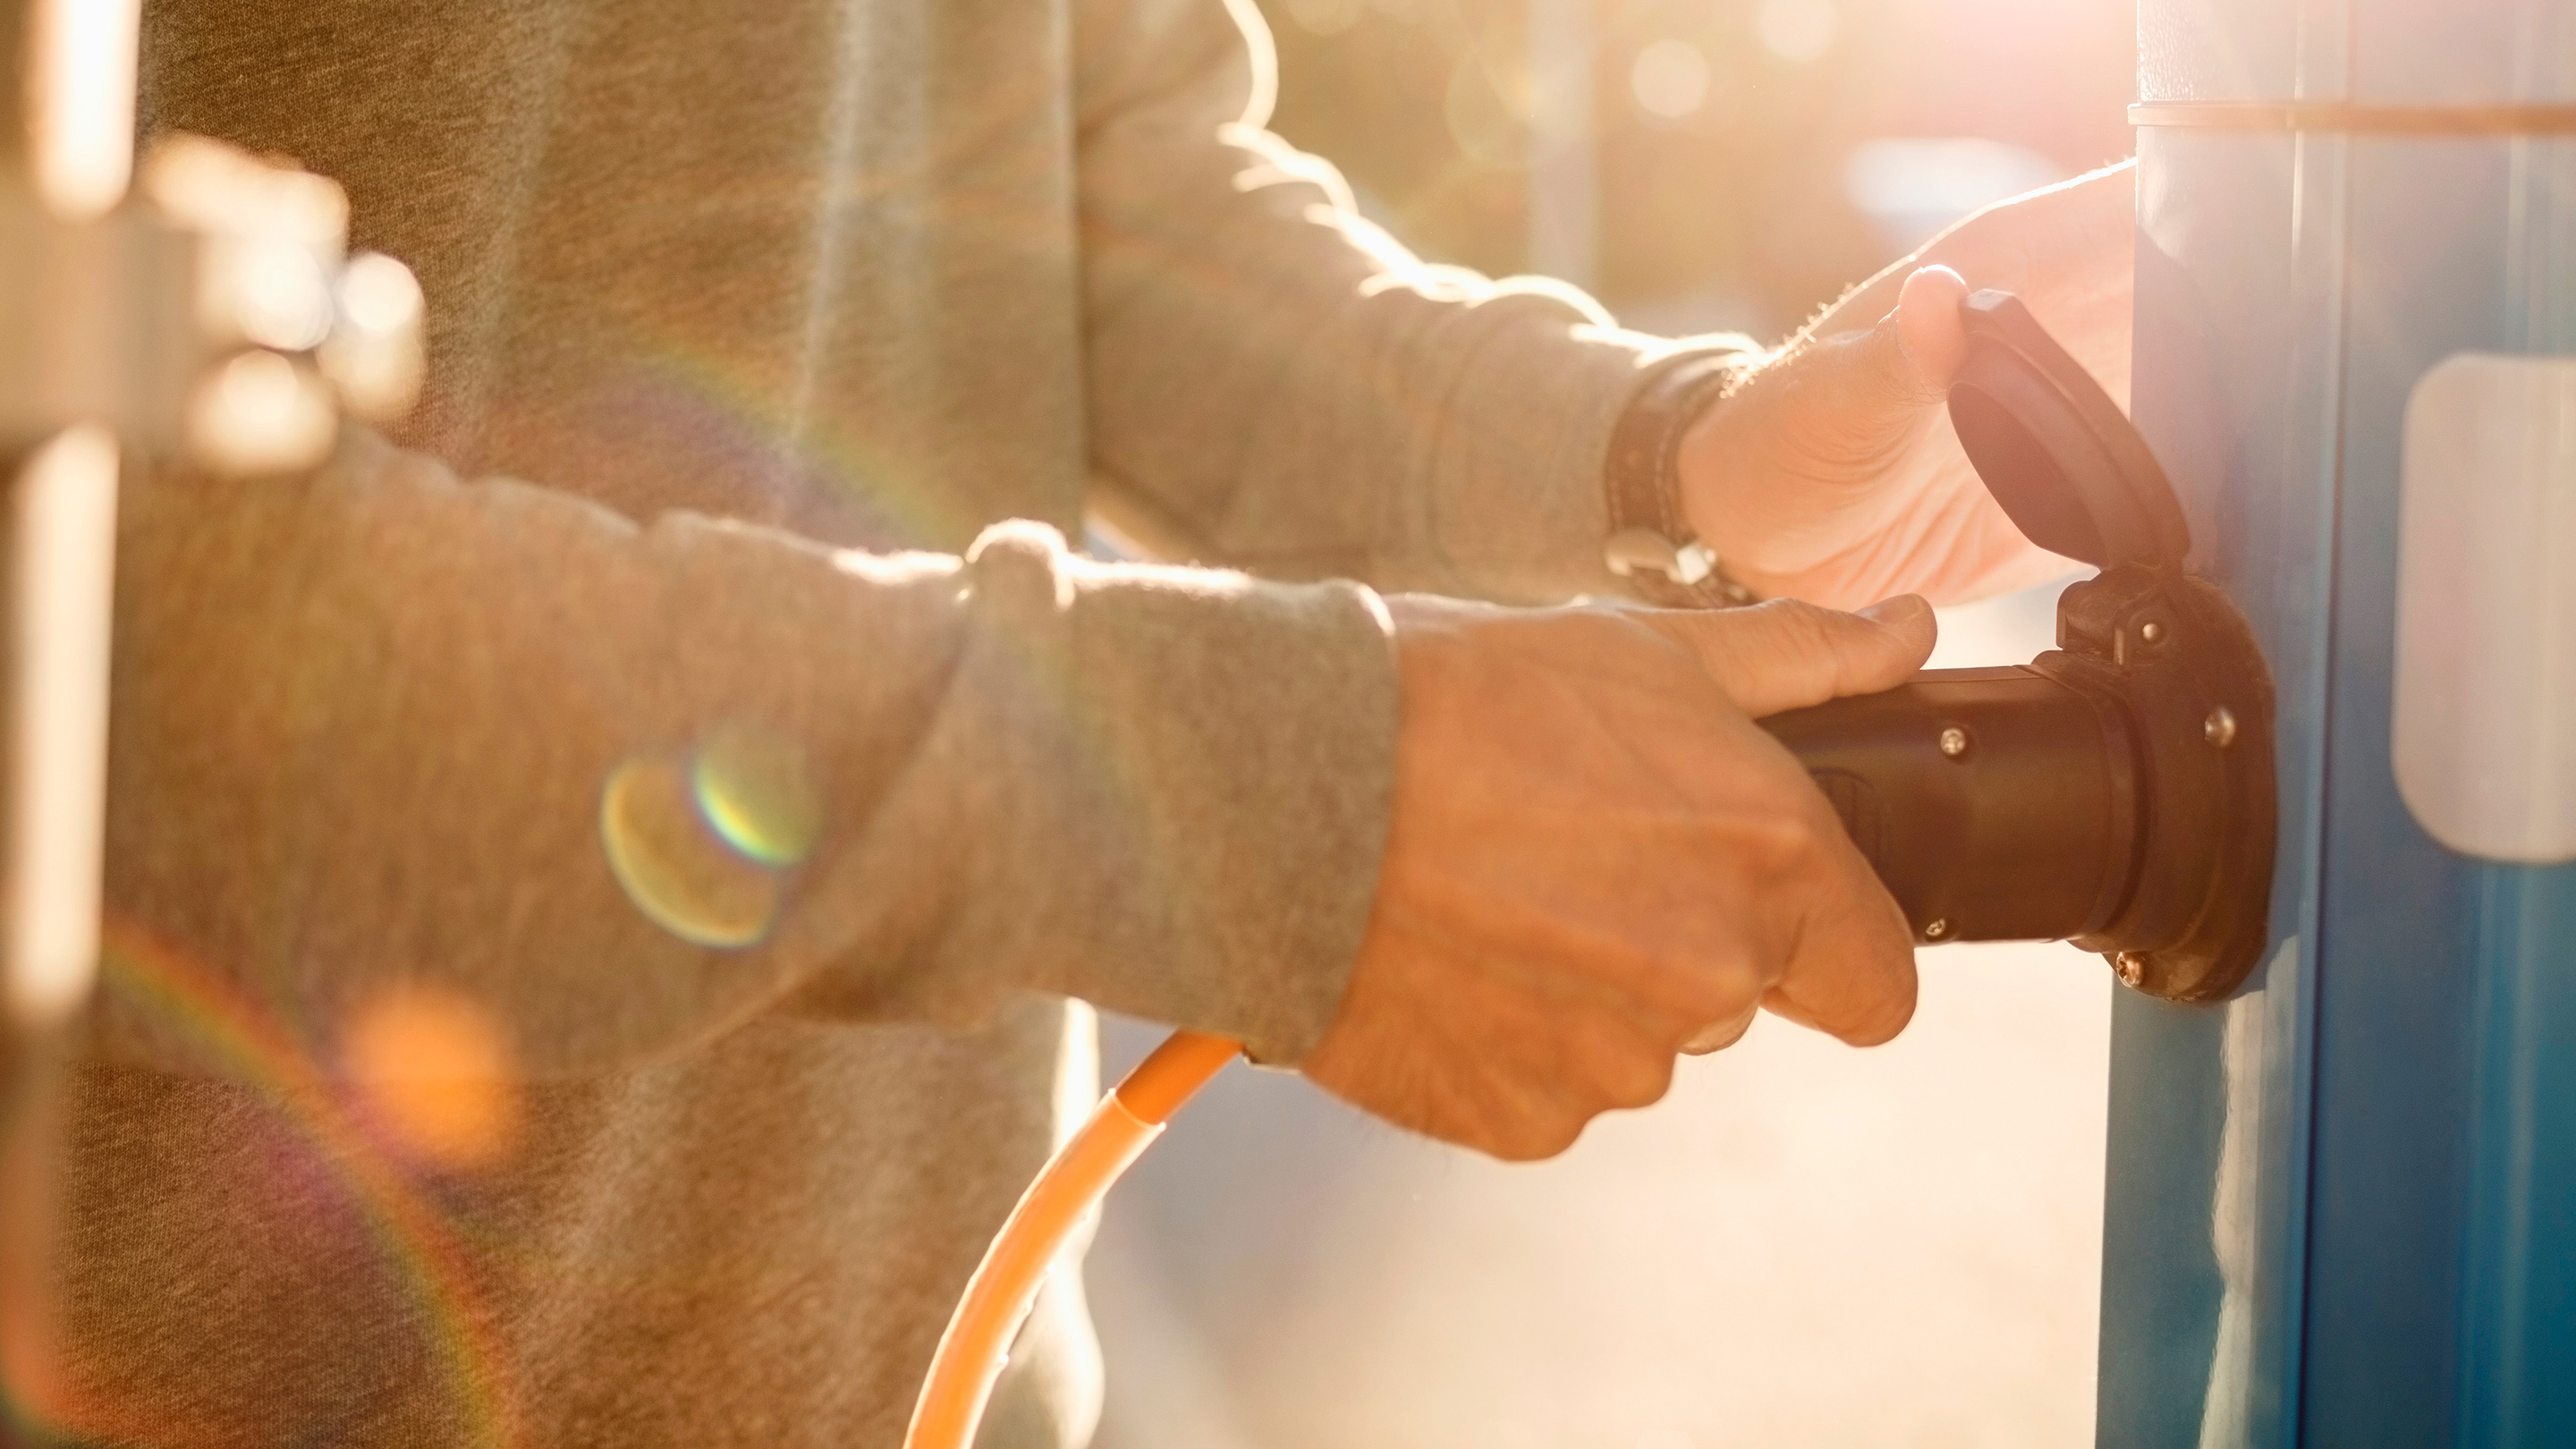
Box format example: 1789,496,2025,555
47,0,1718,1444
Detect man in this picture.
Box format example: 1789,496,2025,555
37,0,2129,1443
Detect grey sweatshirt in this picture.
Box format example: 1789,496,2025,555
42,0,1717,1445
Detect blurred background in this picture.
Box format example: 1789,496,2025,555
1248,0,2135,334
1086,2,2140,1444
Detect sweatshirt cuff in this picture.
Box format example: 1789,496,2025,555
1418,292,1764,605
835,521,1397,1064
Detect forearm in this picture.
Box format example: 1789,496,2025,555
1075,0,1748,605
95,430,1395,1077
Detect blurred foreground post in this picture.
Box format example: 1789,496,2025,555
0,2,424,1425
0,0,140,1428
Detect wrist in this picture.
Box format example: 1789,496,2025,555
1601,351,1760,608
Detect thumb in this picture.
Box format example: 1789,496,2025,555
1645,595,1936,717
1891,265,1971,394
1750,267,1967,491
1804,265,1970,419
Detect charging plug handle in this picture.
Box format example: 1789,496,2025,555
1760,564,2275,1002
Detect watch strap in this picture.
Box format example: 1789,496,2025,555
1602,350,1758,608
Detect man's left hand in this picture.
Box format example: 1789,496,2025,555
1674,161,2135,610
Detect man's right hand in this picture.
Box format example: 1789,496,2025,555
1301,594,1935,1161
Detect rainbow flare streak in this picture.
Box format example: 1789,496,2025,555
2,917,524,1449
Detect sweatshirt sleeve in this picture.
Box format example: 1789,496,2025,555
94,429,1394,1076
1072,0,1760,604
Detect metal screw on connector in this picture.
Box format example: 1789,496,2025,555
1922,919,1953,941
2114,953,2148,987
2204,706,2239,749
2140,620,2167,646
1937,725,1970,759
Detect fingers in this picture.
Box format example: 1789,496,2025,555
1769,910,1919,1046
1642,599,1925,1045
1760,805,1921,1046
1645,595,1936,718
1317,597,1932,1166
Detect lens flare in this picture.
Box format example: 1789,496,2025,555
343,987,521,1171
90,917,529,1447
600,756,780,948
691,725,822,868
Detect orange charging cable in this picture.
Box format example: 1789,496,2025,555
903,1029,1241,1449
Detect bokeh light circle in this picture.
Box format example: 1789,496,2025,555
1631,39,1711,120
1756,0,1837,63
343,986,521,1170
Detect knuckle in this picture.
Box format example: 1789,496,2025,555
1847,975,1921,1047
1683,1008,1756,1055
1496,1113,1585,1163
1842,1008,1908,1048
1606,1052,1675,1110
1567,1022,1667,1116
1677,984,1746,1035
1829,954,1919,1047
1743,803,1829,873
1676,953,1765,1024
1758,597,1844,656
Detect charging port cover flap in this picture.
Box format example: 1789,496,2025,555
1947,290,2190,572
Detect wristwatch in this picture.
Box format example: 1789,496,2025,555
1602,349,1760,608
